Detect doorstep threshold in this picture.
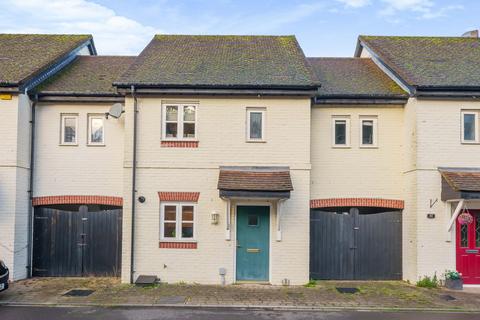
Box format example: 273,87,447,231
235,280,270,285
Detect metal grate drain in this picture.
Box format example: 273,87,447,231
63,289,95,297
336,287,359,294
440,294,456,301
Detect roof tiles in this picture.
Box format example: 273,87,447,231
0,34,92,87
358,36,480,88
116,35,319,89
307,57,407,98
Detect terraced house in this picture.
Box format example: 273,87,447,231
0,33,479,286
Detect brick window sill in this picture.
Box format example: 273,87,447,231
161,141,199,148
159,241,198,249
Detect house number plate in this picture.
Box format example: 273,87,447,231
247,248,260,253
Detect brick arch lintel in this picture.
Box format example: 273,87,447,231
32,195,123,207
310,198,404,210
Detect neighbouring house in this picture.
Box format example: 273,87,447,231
0,34,96,280
356,36,480,284
31,55,134,277
0,32,479,285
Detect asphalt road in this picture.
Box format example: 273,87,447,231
1,306,480,320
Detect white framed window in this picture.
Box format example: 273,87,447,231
60,114,78,145
246,108,266,142
160,203,196,240
360,116,378,147
162,103,197,140
87,114,105,145
461,110,479,143
332,116,350,147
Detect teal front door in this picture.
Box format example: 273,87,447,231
236,206,270,281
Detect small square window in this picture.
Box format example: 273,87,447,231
247,108,266,142
332,117,350,147
160,203,196,240
162,103,197,141
360,117,378,147
248,215,259,227
461,111,479,143
60,114,78,145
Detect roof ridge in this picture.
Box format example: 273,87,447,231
153,34,296,38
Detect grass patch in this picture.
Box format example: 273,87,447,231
416,275,439,288
304,280,317,288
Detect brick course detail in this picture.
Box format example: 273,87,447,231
161,141,199,148
159,242,198,249
158,192,200,202
32,195,123,206
310,198,404,209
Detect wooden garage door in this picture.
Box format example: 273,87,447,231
33,205,122,277
310,208,402,280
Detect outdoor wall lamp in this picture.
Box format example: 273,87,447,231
211,211,219,225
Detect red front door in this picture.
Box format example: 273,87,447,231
456,210,480,284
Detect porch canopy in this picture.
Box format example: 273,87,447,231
218,166,293,199
439,167,480,201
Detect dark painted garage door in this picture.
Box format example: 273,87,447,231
310,208,402,280
33,205,122,277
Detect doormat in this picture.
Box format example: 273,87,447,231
439,294,456,301
336,287,359,294
63,289,95,297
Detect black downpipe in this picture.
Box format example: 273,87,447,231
27,94,37,277
130,86,138,284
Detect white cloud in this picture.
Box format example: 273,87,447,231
0,0,161,54
379,0,463,19
336,0,371,8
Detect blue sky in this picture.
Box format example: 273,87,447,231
1,0,478,56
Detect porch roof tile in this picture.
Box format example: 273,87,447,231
440,168,480,192
218,167,293,192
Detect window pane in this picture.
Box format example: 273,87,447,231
183,106,196,121
64,117,76,143
183,123,195,138
164,205,176,221
166,106,178,121
461,224,468,247
182,206,194,221
90,118,104,143
164,223,176,238
248,215,259,227
362,120,374,145
249,112,263,139
476,216,480,248
464,114,476,141
181,222,194,238
166,123,178,138
335,120,346,145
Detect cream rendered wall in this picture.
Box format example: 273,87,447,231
310,105,404,200
409,98,480,281
0,94,31,280
122,95,311,285
34,103,124,197
402,99,418,282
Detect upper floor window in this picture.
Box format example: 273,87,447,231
462,111,479,143
360,117,378,147
162,103,197,140
60,114,78,145
160,203,195,240
247,108,265,142
332,116,350,147
88,114,105,145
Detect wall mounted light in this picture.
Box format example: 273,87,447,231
211,211,219,225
